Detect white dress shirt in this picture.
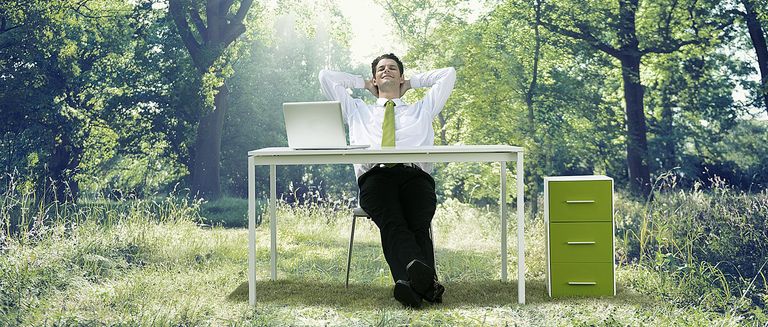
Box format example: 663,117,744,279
318,67,456,180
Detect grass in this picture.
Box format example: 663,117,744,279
199,196,252,228
1,185,767,325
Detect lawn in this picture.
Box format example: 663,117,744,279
1,191,766,326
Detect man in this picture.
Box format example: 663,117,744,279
319,53,456,308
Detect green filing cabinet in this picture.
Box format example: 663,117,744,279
545,175,615,297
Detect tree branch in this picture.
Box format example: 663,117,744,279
659,0,678,40
206,0,221,40
540,20,622,58
222,0,235,15
169,0,202,66
220,0,252,51
231,0,252,24
221,22,246,48
385,1,420,44
728,8,746,18
189,7,208,44
0,18,23,34
641,39,699,55
67,0,125,19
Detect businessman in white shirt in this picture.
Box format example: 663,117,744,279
319,53,456,308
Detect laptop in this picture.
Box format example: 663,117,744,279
283,101,370,150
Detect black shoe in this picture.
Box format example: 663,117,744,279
406,259,445,303
393,280,422,308
423,280,445,303
406,259,435,296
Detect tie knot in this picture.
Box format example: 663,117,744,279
385,100,395,109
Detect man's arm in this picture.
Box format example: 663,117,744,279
410,67,456,118
318,69,367,121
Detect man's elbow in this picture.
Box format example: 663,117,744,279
444,67,456,85
318,69,329,83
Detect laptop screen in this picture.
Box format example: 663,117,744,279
283,101,350,149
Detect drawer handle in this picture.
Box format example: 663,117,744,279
568,281,597,285
567,241,596,245
566,200,595,204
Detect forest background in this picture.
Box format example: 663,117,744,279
1,0,768,325
2,0,767,205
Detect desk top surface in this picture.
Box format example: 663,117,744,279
248,145,523,156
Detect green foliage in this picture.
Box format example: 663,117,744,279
0,0,137,199
4,0,768,202
616,175,768,314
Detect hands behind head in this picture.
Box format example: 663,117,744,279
399,80,411,98
366,78,411,99
365,79,379,98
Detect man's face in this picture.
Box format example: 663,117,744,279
373,58,403,90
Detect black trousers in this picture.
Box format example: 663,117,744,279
358,164,437,283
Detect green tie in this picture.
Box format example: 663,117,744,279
381,100,396,147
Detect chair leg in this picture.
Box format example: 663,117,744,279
345,216,357,289
430,225,437,280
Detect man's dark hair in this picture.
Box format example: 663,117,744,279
371,53,404,76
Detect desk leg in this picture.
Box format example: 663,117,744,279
270,165,277,281
517,152,526,304
500,161,508,283
248,157,257,306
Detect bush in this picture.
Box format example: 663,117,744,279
198,196,255,228
617,175,768,314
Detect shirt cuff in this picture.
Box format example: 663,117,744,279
410,74,424,88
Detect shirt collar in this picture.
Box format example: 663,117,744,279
376,98,406,107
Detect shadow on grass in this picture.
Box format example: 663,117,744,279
227,278,656,309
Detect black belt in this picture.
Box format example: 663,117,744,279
377,163,417,168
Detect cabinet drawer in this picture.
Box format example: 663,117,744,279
550,262,614,297
548,180,612,222
550,222,613,263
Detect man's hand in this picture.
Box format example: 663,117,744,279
365,79,379,98
399,80,411,98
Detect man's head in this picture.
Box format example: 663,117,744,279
371,53,404,92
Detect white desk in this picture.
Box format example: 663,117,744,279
247,145,525,305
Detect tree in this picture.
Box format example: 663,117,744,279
737,0,768,115
168,0,254,199
0,0,136,201
380,0,626,206
539,0,720,195
644,47,749,179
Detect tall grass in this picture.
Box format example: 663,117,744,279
0,176,205,325
0,173,766,325
615,173,768,320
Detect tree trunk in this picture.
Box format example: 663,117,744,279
620,54,651,195
47,130,81,202
526,0,543,218
190,84,228,199
615,0,651,196
742,0,768,115
169,0,252,200
437,112,447,145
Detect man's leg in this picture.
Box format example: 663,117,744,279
399,168,444,303
399,169,437,271
359,168,425,282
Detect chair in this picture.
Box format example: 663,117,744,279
345,206,435,288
